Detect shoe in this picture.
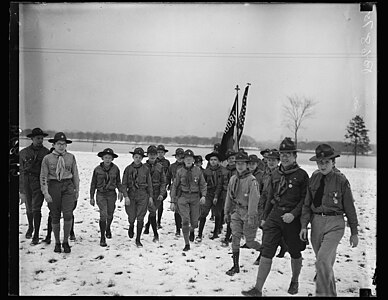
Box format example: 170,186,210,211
183,244,190,251
241,287,262,297
221,238,229,247
42,236,51,244
153,235,159,243
175,229,181,237
226,265,240,276
54,243,61,253
136,240,143,248
62,242,71,253
30,238,39,245
128,226,134,239
69,233,76,241
287,281,299,295
209,233,219,240
100,237,107,247
143,225,150,235
195,235,202,242
157,224,162,229
189,231,195,242
25,228,33,239
105,231,112,239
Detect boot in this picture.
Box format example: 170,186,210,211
63,220,72,245
99,220,107,247
62,242,71,253
210,216,219,239
241,287,262,297
157,202,163,228
135,222,143,247
69,215,76,241
106,218,112,239
183,244,190,251
144,218,150,234
197,217,205,241
25,212,34,239
31,211,41,244
226,251,240,276
189,230,195,242
150,215,158,237
288,257,302,295
42,215,52,244
253,257,272,294
54,243,61,253
128,224,134,238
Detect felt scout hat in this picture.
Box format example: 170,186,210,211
26,127,49,138
225,149,238,159
205,150,221,161
309,144,340,161
248,154,261,163
194,155,203,163
264,149,280,160
278,137,297,152
234,152,250,162
172,148,185,157
130,147,145,157
146,145,158,155
48,132,72,144
184,149,195,158
259,148,271,156
156,145,168,152
97,148,118,158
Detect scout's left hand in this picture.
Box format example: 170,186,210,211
281,213,294,223
199,196,206,205
213,198,218,205
157,195,164,201
350,234,359,248
149,197,154,206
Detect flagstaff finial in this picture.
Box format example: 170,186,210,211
247,83,251,86
235,85,240,91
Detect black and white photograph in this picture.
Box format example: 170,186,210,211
11,2,377,297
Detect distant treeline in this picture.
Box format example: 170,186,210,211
20,129,375,155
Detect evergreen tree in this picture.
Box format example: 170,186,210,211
345,115,371,168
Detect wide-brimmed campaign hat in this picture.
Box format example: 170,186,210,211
26,127,49,138
184,149,195,158
225,149,238,159
309,144,340,161
172,148,185,157
264,149,280,160
259,148,271,156
205,150,221,161
194,155,203,163
48,132,72,144
97,148,118,158
248,154,261,163
278,137,298,152
156,145,168,152
234,152,250,162
130,147,145,157
146,145,158,155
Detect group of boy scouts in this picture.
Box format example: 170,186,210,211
19,128,360,297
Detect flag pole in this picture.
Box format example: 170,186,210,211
235,85,240,151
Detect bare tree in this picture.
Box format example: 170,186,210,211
282,95,317,147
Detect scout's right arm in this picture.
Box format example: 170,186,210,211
169,171,181,211
261,177,275,222
299,182,313,242
121,166,131,205
223,177,234,222
40,155,52,203
90,168,97,206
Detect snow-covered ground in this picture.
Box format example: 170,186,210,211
18,151,377,296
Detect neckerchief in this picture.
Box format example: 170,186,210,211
231,169,251,199
132,162,142,189
208,165,220,187
275,163,301,198
100,162,113,190
184,164,194,189
146,160,156,177
52,150,66,181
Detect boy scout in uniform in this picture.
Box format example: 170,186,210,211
40,132,80,253
300,144,359,297
242,138,308,296
221,149,238,247
90,148,123,247
143,145,167,242
197,150,223,241
166,148,185,236
156,144,170,229
170,149,207,251
122,147,153,247
19,128,50,245
224,151,261,276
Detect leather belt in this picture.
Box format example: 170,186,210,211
313,211,344,216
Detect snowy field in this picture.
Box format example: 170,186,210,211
18,151,377,296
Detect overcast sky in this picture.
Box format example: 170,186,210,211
18,3,377,143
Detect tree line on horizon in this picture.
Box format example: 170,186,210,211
20,128,375,155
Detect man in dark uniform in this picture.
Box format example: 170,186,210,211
156,144,170,229
122,147,153,247
19,128,51,245
242,138,309,296
166,148,185,236
170,149,207,251
143,145,167,242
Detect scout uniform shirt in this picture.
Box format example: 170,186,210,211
90,162,122,199
224,170,260,220
166,161,184,190
170,165,207,203
262,163,309,221
202,165,223,199
300,170,359,235
156,156,170,175
19,143,50,193
40,150,80,195
122,162,153,199
144,160,167,199
258,167,277,219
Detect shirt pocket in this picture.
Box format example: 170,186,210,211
324,190,343,210
49,163,57,172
